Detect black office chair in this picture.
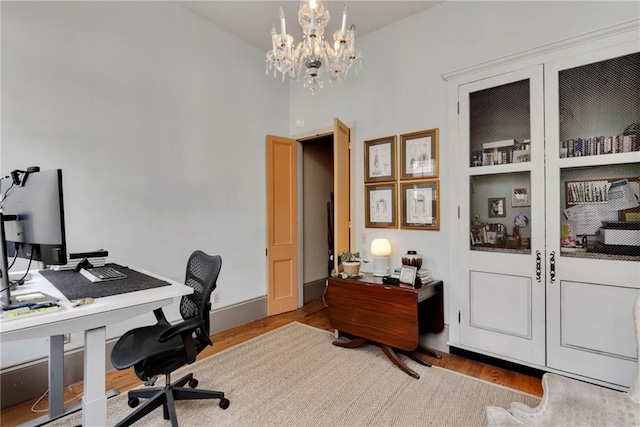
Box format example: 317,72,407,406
110,251,229,427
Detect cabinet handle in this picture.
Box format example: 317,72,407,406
549,251,556,284
536,251,542,283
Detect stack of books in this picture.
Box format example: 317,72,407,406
50,250,109,271
418,269,432,282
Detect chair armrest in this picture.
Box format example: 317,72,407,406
158,318,204,343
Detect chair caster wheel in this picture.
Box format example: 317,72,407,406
219,398,230,409
128,397,140,408
188,378,199,388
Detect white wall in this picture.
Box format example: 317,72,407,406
0,1,289,367
288,1,639,323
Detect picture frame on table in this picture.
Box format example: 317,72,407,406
364,136,397,183
365,183,397,228
400,180,439,230
511,186,530,207
399,265,417,285
488,197,506,218
400,128,439,180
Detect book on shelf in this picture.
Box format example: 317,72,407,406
483,139,517,149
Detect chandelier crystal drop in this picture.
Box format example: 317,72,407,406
265,0,362,94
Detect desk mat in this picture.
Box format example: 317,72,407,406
39,264,172,300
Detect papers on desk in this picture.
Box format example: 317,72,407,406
1,301,60,319
563,180,639,236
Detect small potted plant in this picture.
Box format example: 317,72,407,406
339,251,366,277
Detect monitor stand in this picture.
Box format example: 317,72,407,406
0,213,11,305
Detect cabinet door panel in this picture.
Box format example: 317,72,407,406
551,280,639,387
545,41,640,388
469,271,533,339
458,66,546,366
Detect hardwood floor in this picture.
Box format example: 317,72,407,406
0,299,542,426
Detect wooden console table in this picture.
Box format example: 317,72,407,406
326,274,444,379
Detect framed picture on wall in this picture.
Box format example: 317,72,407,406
364,136,397,183
488,197,506,218
512,186,530,207
365,183,397,228
400,180,439,230
400,128,439,180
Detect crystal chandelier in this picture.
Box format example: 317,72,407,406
266,0,362,94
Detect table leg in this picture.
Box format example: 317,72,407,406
416,345,442,359
400,350,432,368
380,345,420,379
82,327,107,427
332,336,366,349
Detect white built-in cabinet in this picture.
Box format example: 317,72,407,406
446,19,640,390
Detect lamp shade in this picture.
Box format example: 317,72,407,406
370,238,392,257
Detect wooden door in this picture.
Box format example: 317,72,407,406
266,135,298,315
333,118,351,269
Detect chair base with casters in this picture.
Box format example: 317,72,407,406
111,251,229,427
116,371,230,427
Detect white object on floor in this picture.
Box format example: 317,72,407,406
486,294,640,426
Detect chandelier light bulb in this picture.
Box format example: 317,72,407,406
265,0,362,94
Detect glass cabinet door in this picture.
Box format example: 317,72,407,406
545,44,640,388
458,66,546,366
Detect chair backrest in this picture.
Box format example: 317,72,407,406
179,251,222,340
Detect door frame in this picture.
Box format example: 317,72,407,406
292,121,357,308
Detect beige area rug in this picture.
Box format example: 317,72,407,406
52,322,539,426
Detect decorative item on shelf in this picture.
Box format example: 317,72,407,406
265,0,362,94
370,238,392,277
401,250,422,270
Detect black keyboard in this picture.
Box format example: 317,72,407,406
80,266,127,283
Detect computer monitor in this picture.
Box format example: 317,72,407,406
0,168,67,304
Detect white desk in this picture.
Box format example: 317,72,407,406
0,267,192,426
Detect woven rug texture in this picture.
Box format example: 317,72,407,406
51,322,539,426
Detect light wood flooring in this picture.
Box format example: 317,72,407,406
0,298,543,426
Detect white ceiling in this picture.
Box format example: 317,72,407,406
182,1,442,53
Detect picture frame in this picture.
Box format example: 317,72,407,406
488,197,506,218
365,183,397,228
511,186,530,207
400,128,439,180
400,180,439,230
364,136,397,183
399,265,417,285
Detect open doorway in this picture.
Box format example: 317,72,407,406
266,118,350,316
300,134,334,303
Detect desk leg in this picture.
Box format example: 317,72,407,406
82,327,107,427
49,335,65,418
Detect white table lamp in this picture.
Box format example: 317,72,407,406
371,238,392,276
